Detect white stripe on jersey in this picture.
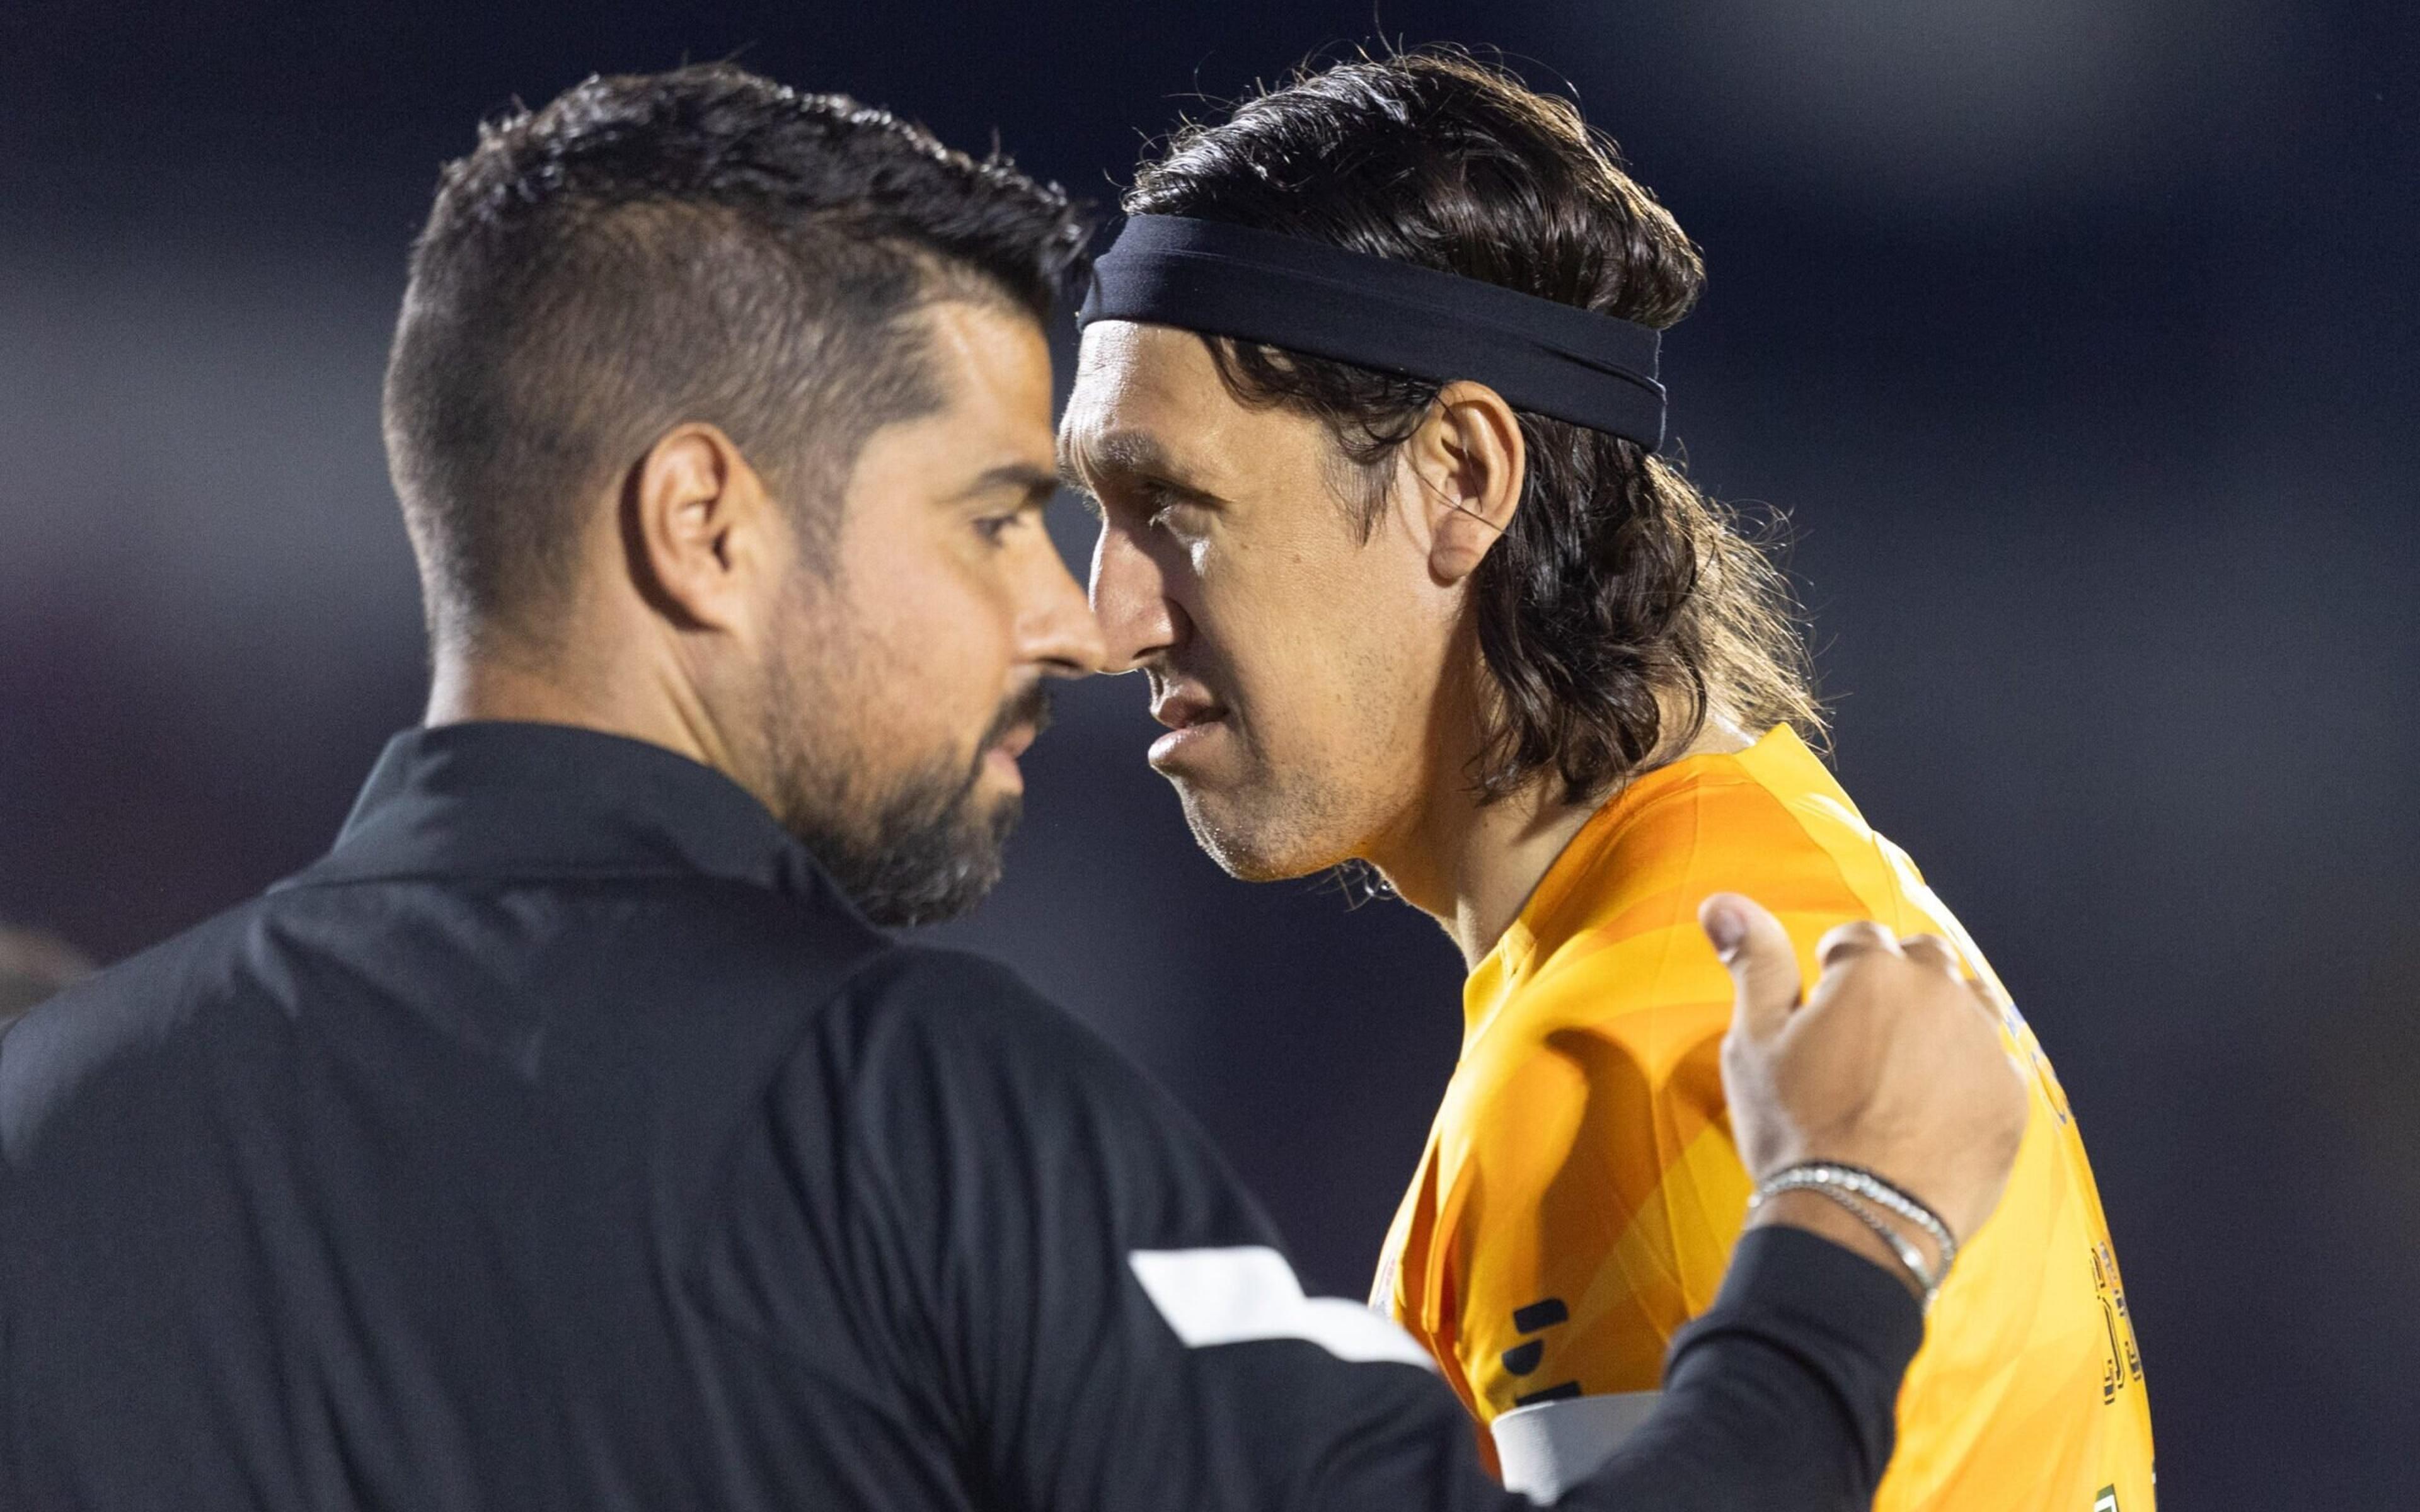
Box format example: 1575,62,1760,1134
1129,1246,1437,1370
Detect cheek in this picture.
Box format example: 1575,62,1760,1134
833,559,1011,748
1218,563,1419,760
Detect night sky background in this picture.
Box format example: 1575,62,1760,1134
4,1,2414,1501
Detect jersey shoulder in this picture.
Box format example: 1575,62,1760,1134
824,945,1165,1113
1424,733,1981,1412
1536,731,1932,968
807,944,1268,1234
1449,731,1987,1206
1472,730,1914,1074
0,899,276,1159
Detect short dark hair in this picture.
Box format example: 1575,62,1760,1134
385,63,1091,651
1127,49,1819,804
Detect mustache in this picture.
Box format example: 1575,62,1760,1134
1142,646,1227,702
977,681,1054,756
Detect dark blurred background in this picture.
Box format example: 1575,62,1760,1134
3,0,2413,1500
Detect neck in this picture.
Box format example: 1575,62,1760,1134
1371,715,1758,971
1368,778,1597,971
423,621,735,779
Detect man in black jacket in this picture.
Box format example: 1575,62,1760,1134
0,65,2024,1510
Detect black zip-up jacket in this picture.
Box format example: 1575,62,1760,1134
1,722,1921,1510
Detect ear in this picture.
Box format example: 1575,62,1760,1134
619,423,787,635
1404,381,1526,587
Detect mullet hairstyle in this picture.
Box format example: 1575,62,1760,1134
1126,49,1821,805
384,62,1090,653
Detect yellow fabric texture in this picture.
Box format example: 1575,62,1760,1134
1373,727,2154,1511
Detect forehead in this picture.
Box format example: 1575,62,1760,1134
921,298,1055,446
1059,321,1266,481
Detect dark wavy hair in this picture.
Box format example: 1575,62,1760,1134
1126,49,1820,804
386,62,1092,652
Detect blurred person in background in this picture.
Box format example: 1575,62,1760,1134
0,62,2031,1511
0,924,91,1037
1063,48,2152,1509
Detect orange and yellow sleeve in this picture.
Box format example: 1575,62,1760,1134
1439,923,1749,1419
1436,773,1915,1423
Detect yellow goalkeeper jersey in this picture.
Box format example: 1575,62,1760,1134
1373,726,2153,1511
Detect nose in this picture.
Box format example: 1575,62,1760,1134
1018,530,1109,680
1087,517,1181,675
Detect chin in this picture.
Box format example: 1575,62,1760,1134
1175,782,1347,884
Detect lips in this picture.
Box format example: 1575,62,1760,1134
990,723,1038,761
977,684,1052,776
1145,683,1229,771
1148,687,1226,732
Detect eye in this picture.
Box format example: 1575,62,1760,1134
975,511,1028,544
1138,483,1194,533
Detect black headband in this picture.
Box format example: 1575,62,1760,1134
1078,214,1667,452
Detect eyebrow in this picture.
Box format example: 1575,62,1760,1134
953,462,1060,507
1056,428,1221,503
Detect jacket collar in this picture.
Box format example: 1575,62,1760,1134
279,721,850,907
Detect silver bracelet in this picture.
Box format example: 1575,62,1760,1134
1795,1164,1960,1276
1749,1163,1958,1310
1759,1162,1960,1274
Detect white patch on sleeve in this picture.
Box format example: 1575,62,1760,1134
1492,1391,1665,1501
1127,1246,1436,1370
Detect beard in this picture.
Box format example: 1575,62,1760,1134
759,605,1051,927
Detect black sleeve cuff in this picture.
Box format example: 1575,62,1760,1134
1664,1224,1927,1487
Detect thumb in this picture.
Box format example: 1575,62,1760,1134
1700,893,1802,1042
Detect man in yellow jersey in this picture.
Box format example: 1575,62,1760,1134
1060,48,2153,1511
